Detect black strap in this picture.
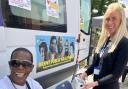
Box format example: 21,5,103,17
8,75,31,89
99,37,111,66
26,81,31,89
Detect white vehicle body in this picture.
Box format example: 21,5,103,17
0,0,91,88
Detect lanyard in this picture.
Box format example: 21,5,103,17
100,38,111,58
8,76,31,89
26,81,31,89
99,38,111,66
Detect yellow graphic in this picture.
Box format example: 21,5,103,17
80,16,84,30
38,55,74,70
50,2,59,11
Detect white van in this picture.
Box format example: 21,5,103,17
0,0,91,88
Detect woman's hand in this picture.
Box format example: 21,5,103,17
81,81,99,89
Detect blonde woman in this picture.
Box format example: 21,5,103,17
80,3,128,89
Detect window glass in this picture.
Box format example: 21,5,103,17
1,0,67,32
80,0,91,34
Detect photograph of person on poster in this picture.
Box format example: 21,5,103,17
64,40,69,56
57,36,64,58
39,42,48,61
70,42,75,56
48,36,57,60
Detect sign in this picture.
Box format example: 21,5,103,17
46,0,59,18
9,0,31,11
35,35,75,72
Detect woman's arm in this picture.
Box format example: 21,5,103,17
98,38,128,85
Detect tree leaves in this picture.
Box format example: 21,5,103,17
92,0,117,16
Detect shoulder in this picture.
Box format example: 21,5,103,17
0,76,9,83
121,37,128,43
27,77,43,89
0,77,5,85
0,76,12,88
118,37,128,48
114,37,128,55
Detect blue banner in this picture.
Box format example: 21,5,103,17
35,35,75,72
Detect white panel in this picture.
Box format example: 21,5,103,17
0,0,86,80
66,0,80,36
0,51,10,79
5,28,36,47
5,27,77,47
79,34,90,60
0,27,6,51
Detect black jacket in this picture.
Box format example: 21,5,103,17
86,37,128,89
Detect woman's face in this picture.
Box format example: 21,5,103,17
104,9,121,37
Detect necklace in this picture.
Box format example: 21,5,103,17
8,76,28,89
11,82,28,89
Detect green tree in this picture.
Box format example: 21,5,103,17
92,0,118,16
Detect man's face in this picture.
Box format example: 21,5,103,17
65,41,69,52
40,47,45,57
9,51,33,85
104,9,121,37
58,38,63,53
50,39,57,53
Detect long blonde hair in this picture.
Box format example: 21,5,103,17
95,3,128,53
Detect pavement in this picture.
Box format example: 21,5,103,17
120,75,128,89
77,68,128,89
48,67,128,89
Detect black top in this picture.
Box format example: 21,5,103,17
86,37,128,89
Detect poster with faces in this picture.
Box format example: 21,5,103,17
9,0,31,11
35,35,75,72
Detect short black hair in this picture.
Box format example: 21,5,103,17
11,47,33,62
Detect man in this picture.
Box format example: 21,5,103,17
39,42,48,61
48,36,57,59
57,36,64,58
0,47,43,89
64,40,69,56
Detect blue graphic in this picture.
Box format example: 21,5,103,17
36,35,75,63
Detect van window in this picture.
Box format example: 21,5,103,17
1,0,67,32
80,0,91,34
